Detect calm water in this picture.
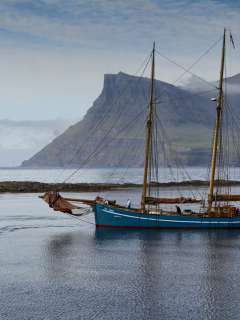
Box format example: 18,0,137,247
1,166,240,185
1,190,240,319
0,166,213,183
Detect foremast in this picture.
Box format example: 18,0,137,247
141,42,155,212
207,28,226,214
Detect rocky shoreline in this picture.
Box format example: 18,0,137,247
0,180,240,193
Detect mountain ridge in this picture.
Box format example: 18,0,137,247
21,71,240,167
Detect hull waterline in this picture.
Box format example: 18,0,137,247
94,203,240,229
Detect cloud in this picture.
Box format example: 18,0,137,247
0,0,239,53
224,84,240,94
178,75,214,92
0,117,80,166
179,74,240,94
0,1,238,123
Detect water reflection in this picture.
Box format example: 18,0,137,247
43,228,240,319
200,230,240,318
47,233,73,259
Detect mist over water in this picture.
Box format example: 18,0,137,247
1,168,240,319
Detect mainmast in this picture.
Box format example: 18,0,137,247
141,42,155,212
207,28,226,214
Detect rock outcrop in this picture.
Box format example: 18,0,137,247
1,180,240,193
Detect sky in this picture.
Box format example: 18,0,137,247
0,0,239,166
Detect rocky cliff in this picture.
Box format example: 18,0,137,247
21,72,238,168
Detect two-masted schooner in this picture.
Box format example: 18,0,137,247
41,28,240,228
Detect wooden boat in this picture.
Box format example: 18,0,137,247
41,28,240,228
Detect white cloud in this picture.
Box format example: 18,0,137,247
225,84,240,94
179,74,240,94
0,0,239,53
0,117,79,166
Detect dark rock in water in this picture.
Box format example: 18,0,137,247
20,72,239,168
1,180,240,193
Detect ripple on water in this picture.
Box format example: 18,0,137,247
1,193,240,319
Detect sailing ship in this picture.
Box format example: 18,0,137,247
41,28,240,228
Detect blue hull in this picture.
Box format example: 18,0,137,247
94,202,240,229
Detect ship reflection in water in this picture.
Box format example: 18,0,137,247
1,193,240,320
45,227,240,320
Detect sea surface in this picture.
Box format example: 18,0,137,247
1,166,240,183
0,166,210,183
1,168,240,319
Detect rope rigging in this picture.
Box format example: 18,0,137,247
155,89,218,104
68,109,148,183
51,31,239,214
152,36,223,104
63,53,152,183
154,110,203,200
101,116,147,188
54,50,153,183
103,126,146,200
203,90,240,208
57,36,225,187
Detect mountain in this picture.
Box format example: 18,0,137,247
21,71,239,168
180,73,240,110
223,73,240,85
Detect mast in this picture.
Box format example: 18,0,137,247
207,28,226,214
141,42,155,212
